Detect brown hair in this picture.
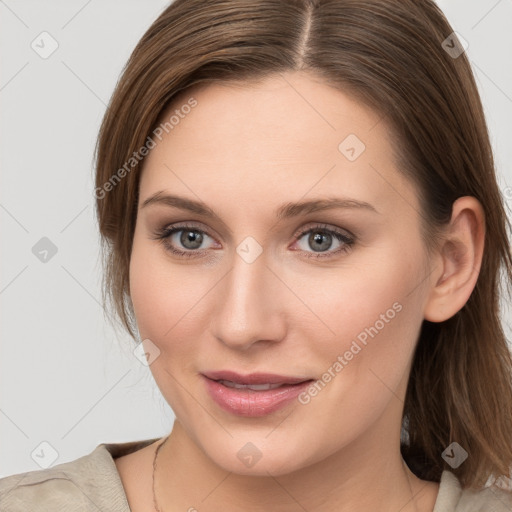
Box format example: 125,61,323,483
94,0,512,490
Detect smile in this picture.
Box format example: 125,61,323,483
202,371,314,417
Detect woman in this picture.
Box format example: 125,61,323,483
1,0,511,510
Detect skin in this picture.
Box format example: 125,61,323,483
115,70,485,512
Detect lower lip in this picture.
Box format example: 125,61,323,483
203,376,312,417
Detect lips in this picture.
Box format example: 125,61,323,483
202,370,314,417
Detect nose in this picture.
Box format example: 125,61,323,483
210,243,287,351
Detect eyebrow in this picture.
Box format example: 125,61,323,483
140,191,379,220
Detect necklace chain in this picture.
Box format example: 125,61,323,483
152,436,418,512
152,435,170,512
403,458,420,512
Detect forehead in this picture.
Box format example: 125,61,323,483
138,71,418,218
157,71,385,154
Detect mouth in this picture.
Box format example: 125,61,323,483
202,370,314,417
216,380,292,391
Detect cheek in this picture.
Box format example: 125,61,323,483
129,236,199,337
129,243,166,337
129,239,206,410
290,260,426,445
289,252,428,427
292,249,423,353
129,239,221,383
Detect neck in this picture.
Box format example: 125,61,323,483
153,419,436,512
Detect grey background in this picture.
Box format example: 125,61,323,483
1,0,511,477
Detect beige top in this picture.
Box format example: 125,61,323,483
1,437,511,511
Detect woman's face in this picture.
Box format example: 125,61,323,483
129,70,434,476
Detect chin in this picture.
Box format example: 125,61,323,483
196,431,321,477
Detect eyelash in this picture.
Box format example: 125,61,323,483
150,222,355,260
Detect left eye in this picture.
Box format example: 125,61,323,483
293,226,354,258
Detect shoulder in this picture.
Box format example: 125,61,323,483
436,470,512,512
457,483,512,511
0,438,159,512
0,468,92,512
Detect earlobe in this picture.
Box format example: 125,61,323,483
423,196,485,323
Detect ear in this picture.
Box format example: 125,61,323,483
423,196,485,322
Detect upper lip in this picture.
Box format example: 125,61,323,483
202,370,313,385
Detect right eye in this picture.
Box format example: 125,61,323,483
151,223,219,258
